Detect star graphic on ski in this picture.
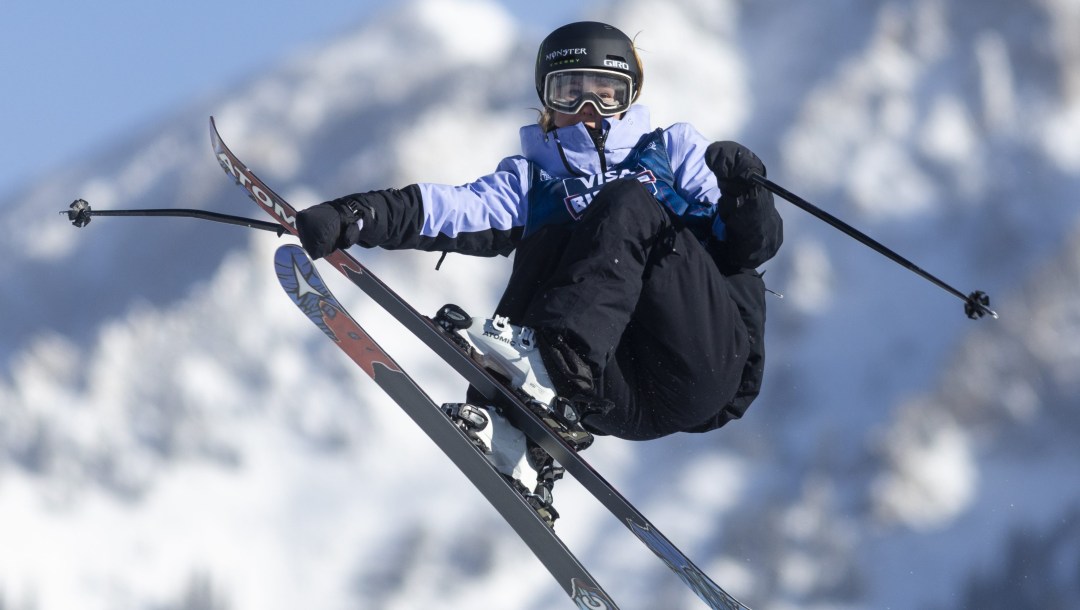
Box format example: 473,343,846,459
292,261,323,299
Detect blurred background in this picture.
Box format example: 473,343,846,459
2,0,1078,609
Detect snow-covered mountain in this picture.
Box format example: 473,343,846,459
3,0,1079,608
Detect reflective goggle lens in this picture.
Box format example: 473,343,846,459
543,70,633,116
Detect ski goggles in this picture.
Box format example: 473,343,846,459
542,69,635,116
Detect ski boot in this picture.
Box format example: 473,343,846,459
433,304,596,451
442,402,564,527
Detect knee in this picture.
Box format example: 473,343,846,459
585,178,666,223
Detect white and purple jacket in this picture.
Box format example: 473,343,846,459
349,104,779,271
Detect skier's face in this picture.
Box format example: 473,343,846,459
553,105,601,129
545,69,630,130
552,105,623,130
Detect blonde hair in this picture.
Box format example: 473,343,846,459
538,107,558,132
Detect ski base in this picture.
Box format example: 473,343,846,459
275,244,618,609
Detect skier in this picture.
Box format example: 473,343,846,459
295,21,782,525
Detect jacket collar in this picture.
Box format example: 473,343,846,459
519,105,653,177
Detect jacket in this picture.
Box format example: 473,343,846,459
347,105,780,270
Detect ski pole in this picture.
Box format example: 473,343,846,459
749,174,998,320
60,198,287,236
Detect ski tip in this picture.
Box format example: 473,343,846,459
276,243,308,257
274,244,312,270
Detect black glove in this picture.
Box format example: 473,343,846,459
295,198,371,259
705,141,766,198
704,141,783,269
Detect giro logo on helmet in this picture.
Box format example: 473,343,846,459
602,59,630,70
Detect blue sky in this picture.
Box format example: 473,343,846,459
0,1,592,200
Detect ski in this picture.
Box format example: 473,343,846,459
274,243,616,608
210,117,751,610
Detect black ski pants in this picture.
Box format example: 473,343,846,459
508,178,750,440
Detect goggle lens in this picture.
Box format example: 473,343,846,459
543,70,633,116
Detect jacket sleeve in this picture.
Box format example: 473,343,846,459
665,124,783,271
414,155,530,256
335,156,530,257
664,123,723,205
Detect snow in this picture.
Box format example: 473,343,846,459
1042,103,1080,171
871,406,979,530
784,239,834,315
407,0,518,64
3,0,1080,608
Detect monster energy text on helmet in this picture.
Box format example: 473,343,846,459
535,22,643,117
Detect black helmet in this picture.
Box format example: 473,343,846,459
535,22,643,116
